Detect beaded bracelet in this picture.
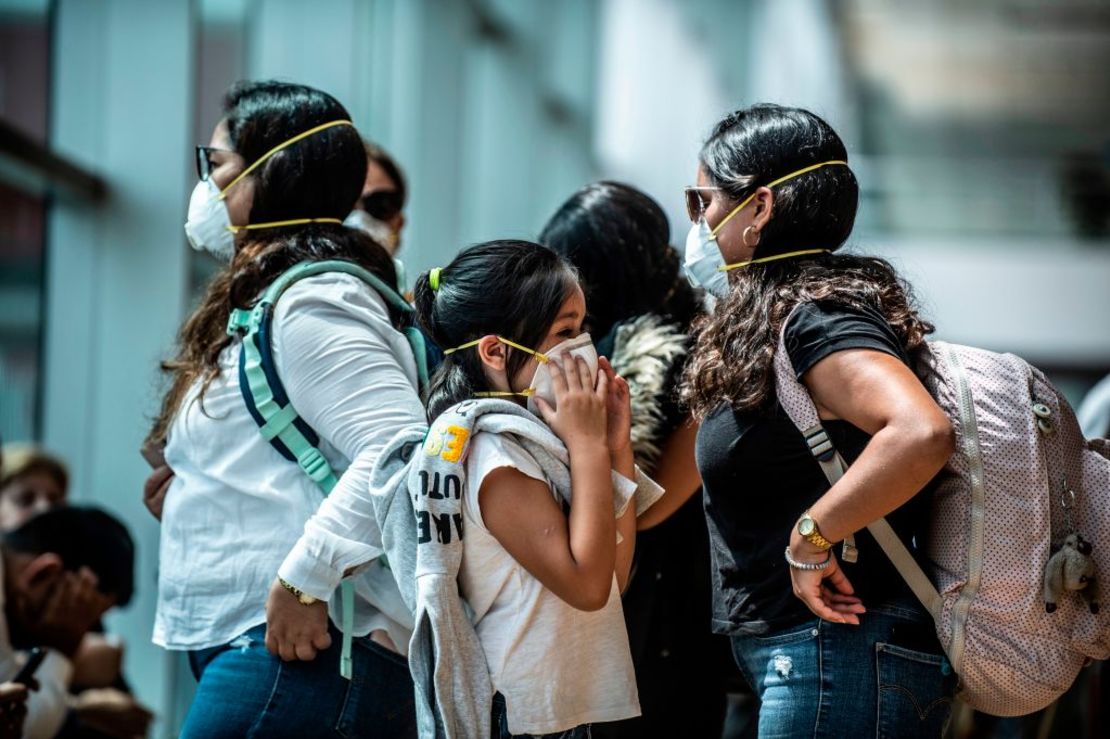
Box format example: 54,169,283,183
784,547,832,571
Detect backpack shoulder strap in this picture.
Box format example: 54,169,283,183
773,304,943,619
228,258,428,379
226,261,428,486
225,259,421,679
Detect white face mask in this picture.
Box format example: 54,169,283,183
525,332,598,415
344,209,399,254
184,178,235,262
682,159,852,297
683,217,730,298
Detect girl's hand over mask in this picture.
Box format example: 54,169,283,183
533,357,608,456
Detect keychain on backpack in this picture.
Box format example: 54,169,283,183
1043,484,1099,615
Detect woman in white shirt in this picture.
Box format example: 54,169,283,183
147,80,424,738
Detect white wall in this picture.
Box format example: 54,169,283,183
860,237,1110,367
243,0,602,283
595,0,729,231
43,1,194,735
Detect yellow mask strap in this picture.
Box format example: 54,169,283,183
218,119,355,201
475,389,537,399
226,217,344,234
442,338,481,356
442,336,550,364
720,248,830,272
709,160,849,238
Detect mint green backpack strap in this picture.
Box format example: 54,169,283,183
228,259,429,387
403,326,430,389
226,259,421,680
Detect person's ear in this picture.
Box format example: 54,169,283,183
476,336,506,372
17,552,64,600
750,187,775,235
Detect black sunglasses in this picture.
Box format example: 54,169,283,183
684,186,721,222
195,146,235,181
359,190,404,221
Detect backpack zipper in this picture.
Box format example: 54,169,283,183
939,342,987,676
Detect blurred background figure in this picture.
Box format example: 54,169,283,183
0,682,27,739
0,445,67,532
0,506,135,738
1,445,151,738
345,139,412,293
0,0,1106,736
347,140,408,258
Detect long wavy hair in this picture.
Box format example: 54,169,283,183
147,81,398,446
538,181,702,338
681,105,933,420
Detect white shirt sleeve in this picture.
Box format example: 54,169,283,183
271,274,426,600
23,651,72,739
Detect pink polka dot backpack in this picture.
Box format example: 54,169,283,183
774,307,1110,717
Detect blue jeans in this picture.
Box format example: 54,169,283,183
490,693,591,739
730,603,955,739
181,623,416,739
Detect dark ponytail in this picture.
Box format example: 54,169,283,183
413,240,579,420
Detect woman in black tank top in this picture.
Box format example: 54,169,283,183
680,105,956,738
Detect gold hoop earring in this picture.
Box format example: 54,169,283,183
742,226,760,248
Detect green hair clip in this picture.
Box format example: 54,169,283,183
429,267,442,291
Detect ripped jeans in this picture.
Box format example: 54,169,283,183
181,623,416,739
730,602,955,739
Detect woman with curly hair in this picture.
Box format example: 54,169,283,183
681,105,956,738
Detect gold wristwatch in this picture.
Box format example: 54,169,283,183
278,577,319,606
797,511,834,551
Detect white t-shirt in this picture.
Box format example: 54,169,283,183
155,273,425,652
459,432,640,735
